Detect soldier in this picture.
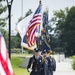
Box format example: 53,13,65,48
42,49,51,75
42,49,56,75
47,50,56,75
27,48,44,75
42,49,48,75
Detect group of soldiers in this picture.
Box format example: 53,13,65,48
27,48,56,75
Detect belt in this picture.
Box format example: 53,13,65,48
33,68,43,72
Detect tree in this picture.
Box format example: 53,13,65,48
62,6,75,56
25,9,32,17
51,7,69,37
0,0,7,27
0,0,8,47
11,33,21,48
17,9,32,23
51,6,75,56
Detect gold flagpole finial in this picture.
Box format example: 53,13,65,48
46,7,48,13
40,0,42,2
39,0,42,5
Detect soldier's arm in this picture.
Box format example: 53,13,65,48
27,57,33,72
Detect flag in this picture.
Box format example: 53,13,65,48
26,2,42,47
16,13,33,39
16,1,42,50
0,31,15,75
16,13,37,50
41,8,51,51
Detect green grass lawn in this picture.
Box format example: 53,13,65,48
13,68,29,75
11,54,31,75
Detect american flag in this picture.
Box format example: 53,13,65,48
26,3,42,47
0,31,15,75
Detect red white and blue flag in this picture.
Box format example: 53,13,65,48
26,3,42,47
0,31,15,75
16,1,42,50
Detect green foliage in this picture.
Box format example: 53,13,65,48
0,1,8,48
63,6,75,56
11,33,21,48
71,56,75,59
0,0,7,27
51,6,75,56
11,48,34,54
25,9,32,17
17,17,23,23
50,7,69,53
0,29,8,48
17,9,32,23
72,58,75,70
11,48,21,54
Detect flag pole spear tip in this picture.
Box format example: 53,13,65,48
39,0,42,4
40,0,42,2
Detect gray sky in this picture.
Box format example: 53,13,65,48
2,0,75,33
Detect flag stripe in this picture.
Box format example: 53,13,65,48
29,26,36,41
28,22,41,30
27,26,37,46
0,53,11,75
33,14,41,19
0,35,1,53
0,31,15,75
30,18,41,24
28,14,41,28
26,4,41,47
29,26,37,45
0,37,11,75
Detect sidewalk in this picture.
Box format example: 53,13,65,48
54,58,75,75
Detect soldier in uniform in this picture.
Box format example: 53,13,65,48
42,49,52,75
27,48,44,75
47,50,56,75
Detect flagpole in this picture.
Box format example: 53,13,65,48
21,0,23,17
46,7,48,34
39,0,42,33
39,0,42,5
21,0,23,54
36,0,42,48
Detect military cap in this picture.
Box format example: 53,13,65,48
34,48,40,52
43,49,47,54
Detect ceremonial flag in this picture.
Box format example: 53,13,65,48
0,31,15,75
26,2,42,47
16,0,42,50
16,13,33,39
16,13,36,50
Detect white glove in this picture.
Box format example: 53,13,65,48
28,68,32,73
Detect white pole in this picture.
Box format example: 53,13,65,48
21,0,23,17
21,0,23,54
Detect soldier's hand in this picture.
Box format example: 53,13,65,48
28,68,32,73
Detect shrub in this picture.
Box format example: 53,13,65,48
72,59,75,70
11,48,21,54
